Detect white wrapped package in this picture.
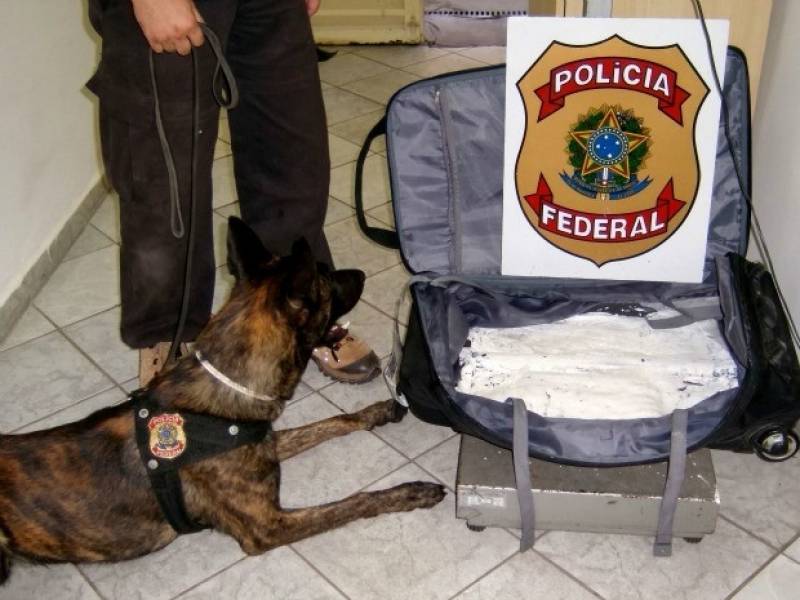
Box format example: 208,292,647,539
456,312,738,420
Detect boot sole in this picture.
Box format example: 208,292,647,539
312,359,382,385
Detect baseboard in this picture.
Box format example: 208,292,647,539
0,179,110,344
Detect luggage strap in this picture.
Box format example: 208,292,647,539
512,397,536,552
355,116,400,249
647,297,723,330
385,276,693,554
654,409,689,556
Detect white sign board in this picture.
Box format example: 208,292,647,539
501,17,729,282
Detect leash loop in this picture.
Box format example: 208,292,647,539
146,23,239,362
148,23,240,240
199,23,240,110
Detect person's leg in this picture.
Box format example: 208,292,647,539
224,0,379,383
225,0,332,265
90,1,237,354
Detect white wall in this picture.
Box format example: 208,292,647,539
751,0,800,335
0,2,102,306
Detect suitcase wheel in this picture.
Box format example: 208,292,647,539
466,523,486,532
752,429,799,462
683,537,703,544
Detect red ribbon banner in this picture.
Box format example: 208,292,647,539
524,176,686,243
534,56,690,124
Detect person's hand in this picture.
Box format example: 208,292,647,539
131,0,205,55
306,0,321,16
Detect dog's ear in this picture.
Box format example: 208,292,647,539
282,239,318,324
227,217,273,280
329,269,365,321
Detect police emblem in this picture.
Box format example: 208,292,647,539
148,413,187,460
515,35,709,266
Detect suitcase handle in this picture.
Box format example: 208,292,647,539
354,117,400,249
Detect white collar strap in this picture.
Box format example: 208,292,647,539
195,350,275,402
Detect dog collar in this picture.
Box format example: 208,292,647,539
195,350,275,402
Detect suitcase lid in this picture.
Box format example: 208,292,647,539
383,48,751,282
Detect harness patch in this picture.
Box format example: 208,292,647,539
148,413,187,459
131,389,271,534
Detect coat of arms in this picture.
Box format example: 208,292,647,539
148,413,187,460
515,35,709,266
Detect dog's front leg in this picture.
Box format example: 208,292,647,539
227,481,445,555
275,400,406,461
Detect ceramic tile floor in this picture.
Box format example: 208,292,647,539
1,44,799,600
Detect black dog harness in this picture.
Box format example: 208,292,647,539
131,389,271,533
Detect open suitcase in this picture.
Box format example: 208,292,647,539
354,48,800,553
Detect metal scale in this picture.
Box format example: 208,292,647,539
455,435,719,542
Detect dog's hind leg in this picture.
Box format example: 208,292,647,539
232,481,445,555
275,399,406,461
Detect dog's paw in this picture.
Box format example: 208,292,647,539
359,399,408,429
396,481,447,510
387,400,408,424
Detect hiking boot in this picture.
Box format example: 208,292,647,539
311,324,381,384
138,342,189,387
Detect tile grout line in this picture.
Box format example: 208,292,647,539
443,549,520,600
357,295,408,330
784,550,800,567
324,79,390,112
327,106,386,128
777,529,800,554
56,303,123,333
412,456,456,492
409,443,608,600
354,458,413,495
166,555,250,599
717,513,786,553
8,383,123,434
60,233,117,265
40,300,147,401
323,50,495,109
0,326,59,355
283,393,409,469
326,47,451,72
532,548,607,600
413,430,460,460
51,326,126,400
723,549,783,600
338,46,482,75
716,512,800,598
288,545,354,600
3,311,123,433
313,377,433,464
76,564,109,600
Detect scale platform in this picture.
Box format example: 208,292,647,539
456,435,719,541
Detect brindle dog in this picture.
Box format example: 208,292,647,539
0,217,445,584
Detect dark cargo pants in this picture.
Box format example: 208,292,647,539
88,0,332,348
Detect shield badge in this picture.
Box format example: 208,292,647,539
148,413,187,460
515,35,709,266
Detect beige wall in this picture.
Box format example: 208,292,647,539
751,0,800,331
312,0,423,44
0,2,102,307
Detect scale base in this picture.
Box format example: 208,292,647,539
456,435,719,540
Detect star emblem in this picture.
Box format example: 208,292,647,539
570,108,649,181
